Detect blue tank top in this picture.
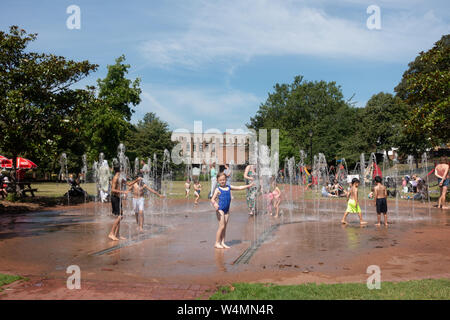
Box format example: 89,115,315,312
218,186,231,213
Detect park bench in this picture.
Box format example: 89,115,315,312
20,188,38,197
13,182,38,198
4,181,38,197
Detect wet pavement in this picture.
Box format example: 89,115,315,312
0,197,449,299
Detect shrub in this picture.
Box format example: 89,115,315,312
6,193,19,202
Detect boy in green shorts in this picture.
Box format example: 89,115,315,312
341,178,368,225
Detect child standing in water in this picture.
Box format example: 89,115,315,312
267,179,282,217
184,179,191,198
244,164,257,215
211,173,254,249
109,165,129,241
128,175,164,232
193,180,202,205
435,156,449,209
341,178,367,225
373,175,388,226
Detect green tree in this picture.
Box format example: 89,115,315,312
395,34,450,145
78,88,132,162
248,76,358,163
77,55,142,163
97,55,141,121
343,92,409,155
126,112,174,159
0,26,97,181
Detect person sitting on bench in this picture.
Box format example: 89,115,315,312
0,171,8,198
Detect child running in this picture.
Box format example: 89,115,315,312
193,180,202,205
184,179,191,198
341,178,368,225
210,172,254,249
128,175,164,232
373,175,388,226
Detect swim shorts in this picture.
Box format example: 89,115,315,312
346,199,361,214
133,197,144,213
111,194,122,216
437,178,449,187
376,198,387,214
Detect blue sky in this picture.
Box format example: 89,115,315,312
1,0,449,132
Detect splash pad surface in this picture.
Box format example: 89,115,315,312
0,196,449,299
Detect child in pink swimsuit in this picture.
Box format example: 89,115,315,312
266,179,282,217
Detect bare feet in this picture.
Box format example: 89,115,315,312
108,234,119,241
360,221,368,225
221,242,230,249
138,227,144,233
119,236,127,240
375,223,381,226
214,243,224,249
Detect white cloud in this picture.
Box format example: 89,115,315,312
139,0,449,68
133,84,262,131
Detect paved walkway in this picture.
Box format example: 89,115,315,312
0,276,215,300
1,198,449,299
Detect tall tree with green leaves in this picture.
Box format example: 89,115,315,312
97,55,141,121
0,26,97,180
126,112,174,161
344,92,409,154
395,34,450,145
79,55,142,162
78,88,132,162
248,76,358,163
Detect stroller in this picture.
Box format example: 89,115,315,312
413,178,429,202
384,176,397,198
64,177,88,198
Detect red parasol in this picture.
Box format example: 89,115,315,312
0,156,37,169
372,162,382,179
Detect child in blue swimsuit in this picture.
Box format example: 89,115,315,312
211,172,254,249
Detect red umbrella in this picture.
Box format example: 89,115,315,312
372,162,382,179
0,157,37,169
0,156,11,169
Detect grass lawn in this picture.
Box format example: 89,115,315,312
209,279,450,300
0,273,24,288
31,181,251,199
